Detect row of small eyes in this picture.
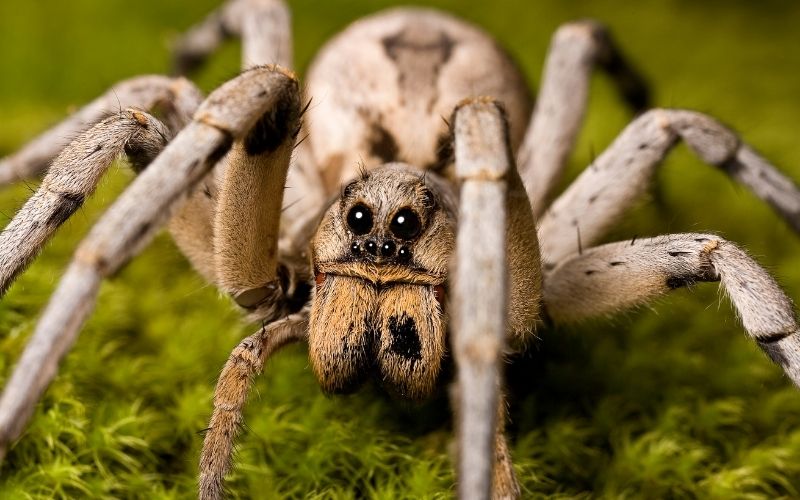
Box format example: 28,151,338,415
346,204,422,240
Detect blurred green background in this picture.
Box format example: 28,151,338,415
1,0,800,498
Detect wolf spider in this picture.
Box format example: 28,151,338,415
1,0,800,498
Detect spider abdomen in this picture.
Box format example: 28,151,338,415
302,7,532,190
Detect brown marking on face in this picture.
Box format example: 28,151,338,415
316,262,443,287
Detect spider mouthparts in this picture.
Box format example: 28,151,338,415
315,261,444,287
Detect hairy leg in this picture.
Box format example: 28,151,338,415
452,100,510,499
453,98,542,499
199,308,308,500
172,0,244,74
212,80,306,321
0,75,201,185
517,20,649,217
0,110,169,297
170,0,320,284
173,0,292,74
0,66,300,461
538,109,800,264
241,0,292,69
543,233,800,386
492,397,519,500
451,384,520,500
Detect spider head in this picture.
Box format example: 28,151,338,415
308,164,456,399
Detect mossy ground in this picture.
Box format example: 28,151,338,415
1,0,800,498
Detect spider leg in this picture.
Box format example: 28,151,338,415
213,81,306,322
543,233,800,386
517,20,650,217
0,75,202,186
199,307,308,500
172,0,243,74
538,109,800,264
240,0,292,70
0,110,170,297
173,0,292,74
453,98,537,499
167,101,313,289
492,396,518,500
172,0,320,273
0,66,300,461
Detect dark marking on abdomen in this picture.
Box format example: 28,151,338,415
368,124,399,163
382,30,454,65
381,27,456,111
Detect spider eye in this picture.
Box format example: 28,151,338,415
390,208,422,240
346,204,373,235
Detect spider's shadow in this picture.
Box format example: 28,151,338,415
360,322,615,440
504,324,609,437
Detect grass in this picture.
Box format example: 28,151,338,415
1,0,800,498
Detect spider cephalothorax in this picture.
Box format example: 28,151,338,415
1,1,800,499
310,165,456,398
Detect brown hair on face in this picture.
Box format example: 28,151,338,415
308,164,456,398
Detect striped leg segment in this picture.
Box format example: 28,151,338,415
0,75,201,185
517,20,649,217
173,0,292,74
452,98,518,500
538,109,800,264
0,110,169,297
543,233,800,386
199,309,308,500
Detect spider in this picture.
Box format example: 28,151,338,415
1,0,800,498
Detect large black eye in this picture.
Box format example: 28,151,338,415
346,204,373,235
390,208,422,240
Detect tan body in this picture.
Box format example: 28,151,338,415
3,1,800,499
300,8,541,339
303,8,531,184
302,14,541,494
174,10,542,496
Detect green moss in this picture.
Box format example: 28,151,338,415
1,0,800,498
